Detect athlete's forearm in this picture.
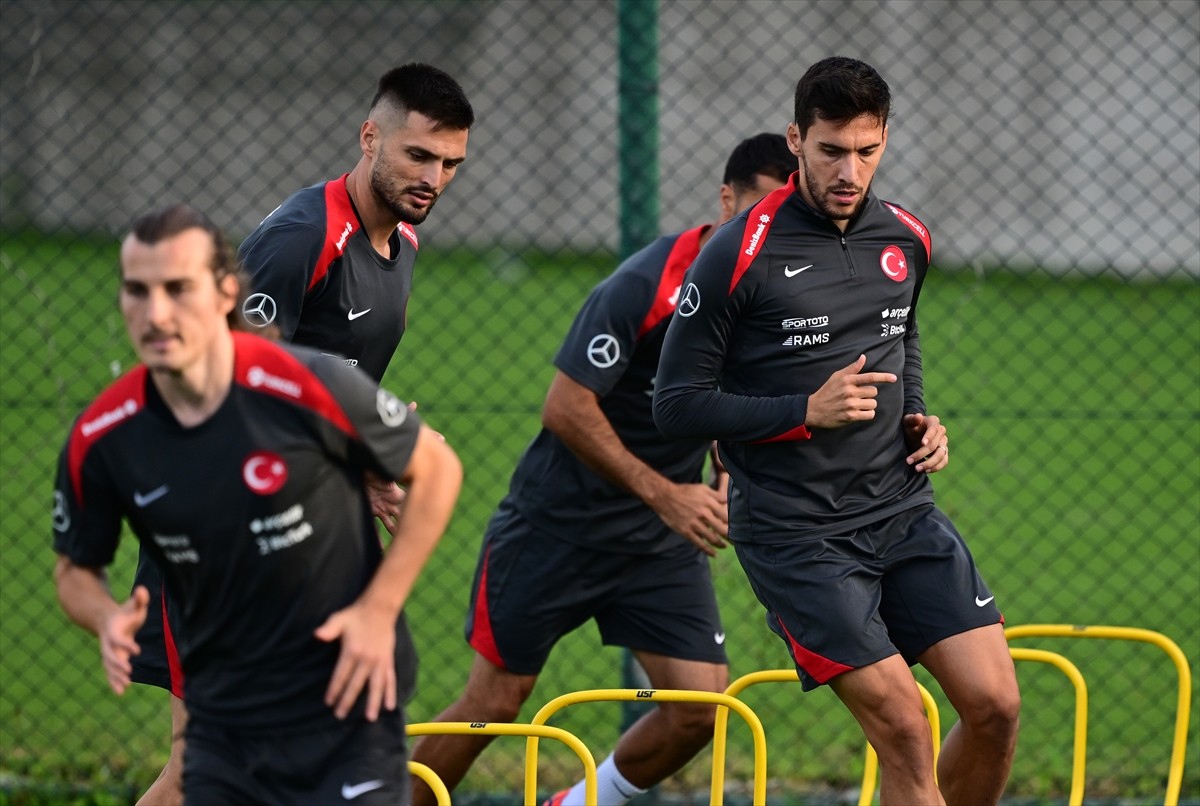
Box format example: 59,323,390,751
54,555,119,636
542,371,671,506
357,430,462,616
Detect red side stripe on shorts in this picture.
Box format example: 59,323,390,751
637,225,707,338
161,584,185,698
776,615,852,684
468,547,504,669
308,174,358,292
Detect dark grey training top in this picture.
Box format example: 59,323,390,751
654,173,936,543
503,226,713,553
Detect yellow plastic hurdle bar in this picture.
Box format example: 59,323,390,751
408,761,451,806
528,688,768,806
1005,624,1192,806
406,721,597,806
710,670,939,806
1007,647,1089,805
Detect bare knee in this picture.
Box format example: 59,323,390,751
660,701,719,741
963,684,1021,744
457,666,535,724
876,706,937,754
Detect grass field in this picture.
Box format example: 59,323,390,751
1,233,1197,803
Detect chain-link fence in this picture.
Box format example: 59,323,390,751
2,0,1197,802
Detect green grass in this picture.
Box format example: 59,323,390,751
1,233,1197,803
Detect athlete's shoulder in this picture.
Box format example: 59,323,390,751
876,197,932,261
231,332,360,435
249,180,330,231
69,366,150,446
707,181,798,295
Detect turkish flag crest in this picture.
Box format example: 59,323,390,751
879,246,908,282
242,450,288,495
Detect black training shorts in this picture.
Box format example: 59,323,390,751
465,500,727,675
183,709,408,805
733,503,1002,690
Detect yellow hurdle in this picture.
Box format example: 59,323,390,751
528,688,767,806
710,670,938,806
406,721,597,806
407,761,451,806
1007,648,1088,805
1005,624,1192,806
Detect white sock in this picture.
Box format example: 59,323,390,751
560,752,647,806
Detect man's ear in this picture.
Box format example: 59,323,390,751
217,273,239,314
360,119,377,157
786,122,803,156
718,183,736,222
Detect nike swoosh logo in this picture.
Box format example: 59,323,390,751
975,595,995,607
347,308,371,320
341,780,385,800
783,264,813,277
133,485,169,508
714,632,726,645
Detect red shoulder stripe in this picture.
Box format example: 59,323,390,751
396,221,419,250
636,225,707,338
68,367,148,505
883,202,931,262
309,174,359,292
729,173,796,295
232,332,358,438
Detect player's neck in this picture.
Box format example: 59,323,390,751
149,332,236,428
345,164,398,257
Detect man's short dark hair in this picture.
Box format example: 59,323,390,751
370,63,474,131
793,56,891,137
125,203,253,331
723,133,795,192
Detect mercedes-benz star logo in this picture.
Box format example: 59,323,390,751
586,334,620,368
242,293,277,327
676,283,701,318
52,490,71,533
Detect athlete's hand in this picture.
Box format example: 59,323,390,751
99,585,149,695
315,602,398,721
903,412,949,473
651,482,729,557
805,354,897,429
364,471,406,535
